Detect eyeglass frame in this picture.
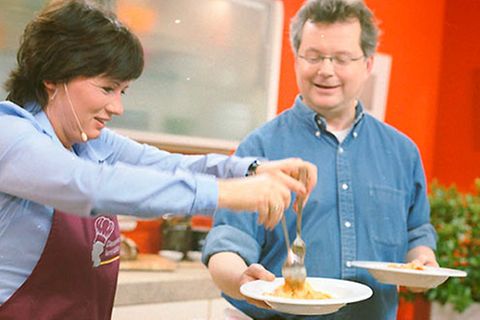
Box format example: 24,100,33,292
297,53,366,68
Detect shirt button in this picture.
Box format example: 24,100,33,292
346,261,352,267
353,131,358,138
344,221,352,228
341,183,349,190
338,147,344,154
315,131,321,137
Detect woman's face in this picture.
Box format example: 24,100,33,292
46,76,130,148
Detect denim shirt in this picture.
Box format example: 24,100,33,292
202,96,437,320
0,100,255,304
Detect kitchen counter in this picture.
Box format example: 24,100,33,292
114,260,222,306
112,259,248,320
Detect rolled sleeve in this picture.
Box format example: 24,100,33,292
408,223,437,251
202,224,261,266
407,148,437,251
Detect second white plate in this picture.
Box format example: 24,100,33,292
350,261,467,288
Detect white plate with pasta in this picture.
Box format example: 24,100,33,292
350,261,467,288
240,277,372,315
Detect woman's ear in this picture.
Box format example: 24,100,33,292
43,80,58,101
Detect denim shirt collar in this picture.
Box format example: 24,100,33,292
291,95,365,133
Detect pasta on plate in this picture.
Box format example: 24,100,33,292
266,281,332,300
388,261,425,271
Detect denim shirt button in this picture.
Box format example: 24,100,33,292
346,261,352,267
344,221,352,228
353,131,358,138
341,183,349,190
315,131,321,137
338,147,344,154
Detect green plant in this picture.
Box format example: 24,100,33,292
425,179,480,312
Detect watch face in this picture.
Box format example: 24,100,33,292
247,160,260,176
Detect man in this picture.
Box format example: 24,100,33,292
202,0,437,319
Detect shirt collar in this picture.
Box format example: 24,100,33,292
26,101,112,162
29,102,67,149
292,95,365,133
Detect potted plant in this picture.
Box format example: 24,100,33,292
426,179,480,317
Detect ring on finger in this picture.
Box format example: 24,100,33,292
270,204,281,213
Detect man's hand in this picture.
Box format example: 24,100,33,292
239,264,275,309
207,252,276,309
404,246,438,293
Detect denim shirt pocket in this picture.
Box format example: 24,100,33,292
368,185,407,249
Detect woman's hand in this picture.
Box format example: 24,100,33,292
256,158,317,194
256,158,317,210
218,158,317,229
218,171,302,229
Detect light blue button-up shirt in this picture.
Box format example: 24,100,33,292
202,96,437,320
0,100,255,304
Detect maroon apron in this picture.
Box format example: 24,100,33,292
0,210,120,320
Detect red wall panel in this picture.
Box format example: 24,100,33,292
432,0,480,191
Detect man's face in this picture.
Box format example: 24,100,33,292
294,19,373,118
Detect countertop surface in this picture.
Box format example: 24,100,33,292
114,259,222,306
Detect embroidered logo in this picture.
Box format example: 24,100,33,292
91,216,119,267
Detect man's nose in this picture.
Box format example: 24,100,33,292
316,58,336,75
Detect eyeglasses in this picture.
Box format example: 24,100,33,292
297,53,365,68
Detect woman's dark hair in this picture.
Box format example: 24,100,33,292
4,0,144,107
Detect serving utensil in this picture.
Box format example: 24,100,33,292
281,168,308,289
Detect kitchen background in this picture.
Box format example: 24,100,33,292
1,0,478,189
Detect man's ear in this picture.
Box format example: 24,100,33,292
365,55,374,75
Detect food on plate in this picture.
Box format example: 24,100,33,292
120,235,138,261
266,280,332,299
388,261,425,271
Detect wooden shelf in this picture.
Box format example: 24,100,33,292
113,128,238,155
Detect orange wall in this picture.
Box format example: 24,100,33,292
277,0,446,181
277,0,305,111
432,0,480,191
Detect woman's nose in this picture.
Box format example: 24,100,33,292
106,95,124,116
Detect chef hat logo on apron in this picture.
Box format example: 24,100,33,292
91,216,119,267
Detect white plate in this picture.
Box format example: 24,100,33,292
240,277,372,316
350,261,467,288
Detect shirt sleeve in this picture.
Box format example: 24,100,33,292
0,116,219,217
97,129,256,178
406,147,437,251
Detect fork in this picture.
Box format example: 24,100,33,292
281,168,308,289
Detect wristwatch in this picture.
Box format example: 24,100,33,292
246,160,261,176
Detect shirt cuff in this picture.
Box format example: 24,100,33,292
201,224,260,266
190,174,218,214
229,156,263,177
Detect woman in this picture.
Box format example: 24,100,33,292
0,1,317,319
